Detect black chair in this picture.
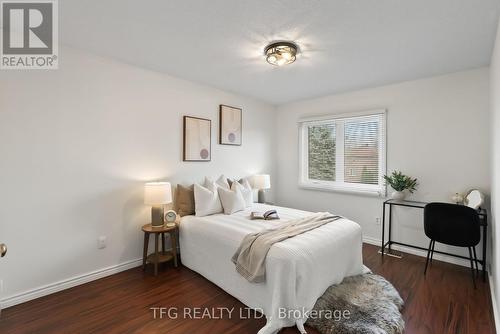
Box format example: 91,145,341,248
423,202,480,288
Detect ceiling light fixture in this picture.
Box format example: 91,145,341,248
264,41,298,66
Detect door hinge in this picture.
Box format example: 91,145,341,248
0,243,6,257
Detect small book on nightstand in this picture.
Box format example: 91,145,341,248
250,209,279,220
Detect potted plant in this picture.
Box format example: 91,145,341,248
383,170,418,200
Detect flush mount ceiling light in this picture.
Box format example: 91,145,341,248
264,41,298,66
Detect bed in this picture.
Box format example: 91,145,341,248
179,203,364,334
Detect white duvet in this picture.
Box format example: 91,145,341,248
179,203,364,334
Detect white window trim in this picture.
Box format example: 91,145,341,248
298,109,387,197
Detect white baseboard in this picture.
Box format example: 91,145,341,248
0,258,142,309
489,273,499,330
362,236,471,268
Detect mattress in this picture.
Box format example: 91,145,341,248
179,203,364,334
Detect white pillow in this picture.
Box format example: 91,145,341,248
233,180,253,207
215,175,230,190
208,175,230,190
194,180,223,217
218,185,246,215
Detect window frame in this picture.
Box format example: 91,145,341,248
298,109,387,197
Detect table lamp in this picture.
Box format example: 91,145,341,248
144,182,172,227
252,174,271,204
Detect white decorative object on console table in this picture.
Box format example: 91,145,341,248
253,174,271,204
144,182,172,226
451,192,464,205
391,191,406,201
465,189,485,210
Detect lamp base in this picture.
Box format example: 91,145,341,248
151,206,164,227
258,189,266,204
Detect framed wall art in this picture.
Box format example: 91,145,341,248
183,116,211,162
219,105,242,146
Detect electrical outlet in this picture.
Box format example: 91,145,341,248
375,217,381,226
98,236,107,249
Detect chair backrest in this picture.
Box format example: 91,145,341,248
424,202,480,247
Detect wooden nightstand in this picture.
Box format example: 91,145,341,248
142,223,178,276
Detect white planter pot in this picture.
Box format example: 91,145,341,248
391,191,406,201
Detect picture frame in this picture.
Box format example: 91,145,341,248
219,104,242,146
183,116,211,162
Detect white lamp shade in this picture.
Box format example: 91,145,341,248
252,174,271,190
144,182,172,205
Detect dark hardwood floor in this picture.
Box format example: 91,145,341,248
0,243,495,333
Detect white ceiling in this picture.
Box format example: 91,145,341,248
60,0,500,105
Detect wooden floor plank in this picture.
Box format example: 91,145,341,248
0,243,495,333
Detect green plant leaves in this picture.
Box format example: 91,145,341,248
383,170,418,193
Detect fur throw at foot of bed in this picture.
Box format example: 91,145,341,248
307,273,404,334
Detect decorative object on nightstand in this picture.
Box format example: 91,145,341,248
142,223,178,276
144,182,172,227
383,170,418,201
164,209,178,228
252,174,271,204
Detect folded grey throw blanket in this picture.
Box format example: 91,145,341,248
231,213,341,283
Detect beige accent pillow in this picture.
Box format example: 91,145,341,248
227,178,249,189
175,184,195,217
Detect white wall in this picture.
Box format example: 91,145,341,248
0,47,276,304
0,46,493,308
490,19,500,323
275,68,490,262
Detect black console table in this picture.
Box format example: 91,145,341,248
381,199,488,281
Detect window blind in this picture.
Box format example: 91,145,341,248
344,114,384,185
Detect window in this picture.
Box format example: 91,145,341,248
299,110,386,196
